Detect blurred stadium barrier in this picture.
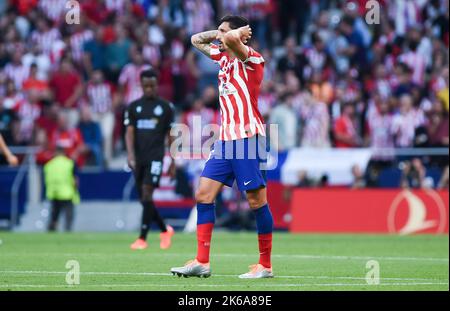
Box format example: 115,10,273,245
0,147,448,232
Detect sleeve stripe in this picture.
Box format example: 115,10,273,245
211,48,221,56
246,56,265,64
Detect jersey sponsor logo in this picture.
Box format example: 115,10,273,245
154,105,163,116
137,119,158,129
219,86,238,97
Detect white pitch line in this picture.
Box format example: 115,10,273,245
3,252,446,263
214,253,450,262
0,270,447,282
0,282,448,289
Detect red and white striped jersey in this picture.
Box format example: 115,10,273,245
31,28,61,56
118,64,151,105
86,82,114,114
210,44,266,141
13,100,41,143
70,30,94,62
38,0,66,22
3,63,29,91
392,109,425,148
398,51,426,85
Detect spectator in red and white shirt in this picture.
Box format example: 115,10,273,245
3,51,29,91
70,24,94,65
185,0,215,36
398,39,427,86
365,93,395,161
118,52,151,105
30,17,61,56
182,98,220,158
300,91,331,148
38,0,66,23
48,112,87,167
86,70,117,166
138,32,161,69
1,79,25,110
392,94,425,148
13,89,41,144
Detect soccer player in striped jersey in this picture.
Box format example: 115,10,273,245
171,15,274,279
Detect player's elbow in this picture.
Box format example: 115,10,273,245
191,34,199,46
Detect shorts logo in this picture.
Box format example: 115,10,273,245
150,161,162,175
244,180,252,186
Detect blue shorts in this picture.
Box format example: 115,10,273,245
201,135,268,192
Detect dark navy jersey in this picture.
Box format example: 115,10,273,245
124,96,175,164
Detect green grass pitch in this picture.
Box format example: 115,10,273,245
0,232,448,291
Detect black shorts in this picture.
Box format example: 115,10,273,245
134,159,164,188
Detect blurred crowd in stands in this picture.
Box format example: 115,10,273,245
0,0,448,189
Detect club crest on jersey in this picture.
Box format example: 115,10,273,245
154,105,163,116
136,106,142,113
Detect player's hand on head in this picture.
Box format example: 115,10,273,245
239,25,252,43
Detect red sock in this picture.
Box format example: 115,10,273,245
196,223,214,264
258,233,272,268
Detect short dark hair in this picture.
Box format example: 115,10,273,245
219,15,249,30
140,69,158,80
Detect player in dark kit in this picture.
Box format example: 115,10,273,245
125,69,175,250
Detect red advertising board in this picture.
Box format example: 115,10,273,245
290,189,449,234
267,182,291,229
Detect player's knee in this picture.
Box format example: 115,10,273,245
141,186,154,203
141,192,153,203
195,188,215,204
247,194,267,210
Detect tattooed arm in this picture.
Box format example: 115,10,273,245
191,30,218,58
